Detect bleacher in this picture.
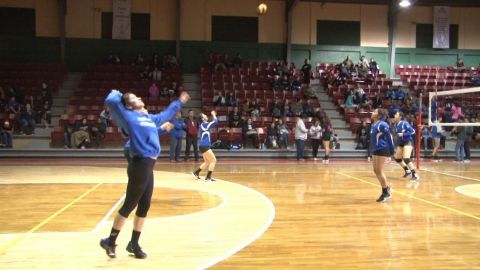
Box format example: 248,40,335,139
50,61,183,147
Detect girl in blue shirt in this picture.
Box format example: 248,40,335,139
193,111,218,182
370,108,395,202
101,90,189,259
393,111,419,181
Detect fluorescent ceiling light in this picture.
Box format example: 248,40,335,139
399,0,411,8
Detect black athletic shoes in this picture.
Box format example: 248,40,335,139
100,238,117,258
403,170,412,178
192,171,200,180
376,187,392,203
126,241,147,259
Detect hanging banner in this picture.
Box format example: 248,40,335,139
112,0,131,40
433,6,450,49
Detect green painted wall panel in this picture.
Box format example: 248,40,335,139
415,53,458,66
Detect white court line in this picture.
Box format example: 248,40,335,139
421,168,480,183
199,179,276,270
92,193,126,233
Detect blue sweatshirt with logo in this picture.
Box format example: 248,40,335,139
105,90,181,158
198,118,218,148
370,120,395,155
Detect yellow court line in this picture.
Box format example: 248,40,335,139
336,172,480,222
0,182,103,255
421,168,480,183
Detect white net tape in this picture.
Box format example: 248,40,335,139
428,87,480,127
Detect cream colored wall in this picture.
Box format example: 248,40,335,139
181,0,285,43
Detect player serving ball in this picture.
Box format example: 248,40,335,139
193,110,218,182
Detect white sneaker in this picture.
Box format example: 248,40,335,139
367,157,371,162
313,158,318,161
464,160,471,163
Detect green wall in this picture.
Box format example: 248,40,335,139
1,35,480,75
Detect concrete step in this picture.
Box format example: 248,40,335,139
183,74,200,83
323,109,341,118
184,82,200,92
52,106,65,115
320,102,337,110
52,97,69,107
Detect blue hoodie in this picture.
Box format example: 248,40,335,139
105,90,182,158
170,117,186,139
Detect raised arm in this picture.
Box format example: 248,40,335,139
104,90,128,130
150,92,190,126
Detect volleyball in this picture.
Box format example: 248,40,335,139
257,3,268,15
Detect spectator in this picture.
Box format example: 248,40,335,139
232,53,242,68
90,117,106,148
369,57,378,77
280,75,291,91
372,94,383,109
165,53,178,67
454,58,466,73
282,99,293,117
0,87,6,112
342,55,354,71
184,110,199,161
213,91,225,106
358,56,369,78
301,59,312,85
63,118,75,148
169,111,186,162
40,82,53,105
309,119,322,160
303,99,315,117
266,122,279,149
168,81,179,97
295,114,308,161
344,90,356,109
451,102,464,122
0,120,13,148
431,117,444,161
277,119,290,149
7,96,20,114
249,100,260,118
291,98,303,117
242,118,258,148
270,98,283,119
151,66,162,81
112,54,121,64
104,53,116,64
242,98,253,116
464,118,474,163
40,100,52,128
225,91,237,106
148,82,160,98
134,53,144,65
321,118,333,163
152,53,163,70
421,125,432,150
19,103,36,135
140,65,152,80
100,106,111,127
71,118,90,149
356,121,370,150
228,107,242,128
452,118,467,162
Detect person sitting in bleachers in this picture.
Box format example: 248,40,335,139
342,55,354,72
242,98,253,116
168,81,180,98
355,121,370,150
280,74,292,91
71,118,90,149
0,120,13,148
90,118,106,148
242,118,258,149
369,57,379,77
40,82,53,104
0,87,6,113
276,119,290,149
357,56,369,78
63,118,75,148
7,96,20,114
343,90,356,109
225,91,237,107
152,53,164,70
454,58,466,73
140,65,153,80
421,125,433,150
372,94,383,109
104,53,116,64
266,122,279,149
270,98,283,119
212,91,226,106
282,99,293,117
134,53,144,65
100,106,110,127
249,100,260,118
388,100,402,118
151,66,162,81
19,103,36,135
40,100,52,128
164,53,178,67
291,98,303,117
148,82,160,99
302,99,315,117
232,53,242,68
228,107,242,128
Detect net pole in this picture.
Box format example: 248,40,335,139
416,93,422,169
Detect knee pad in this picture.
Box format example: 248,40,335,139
395,158,403,163
403,158,411,164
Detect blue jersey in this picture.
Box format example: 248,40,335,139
370,120,395,154
198,118,218,148
394,119,415,145
124,127,167,150
105,90,181,158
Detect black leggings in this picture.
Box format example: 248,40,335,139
311,139,320,158
118,156,156,218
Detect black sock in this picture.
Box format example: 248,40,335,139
324,155,329,160
382,187,389,194
108,228,120,244
411,169,416,177
403,166,410,172
194,168,201,175
206,171,213,179
131,230,141,246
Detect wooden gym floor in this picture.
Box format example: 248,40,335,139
0,158,479,269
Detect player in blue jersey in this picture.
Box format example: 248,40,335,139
100,90,189,259
393,111,419,181
370,108,395,202
192,111,218,182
